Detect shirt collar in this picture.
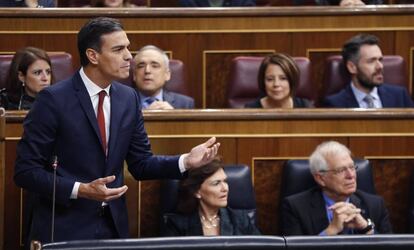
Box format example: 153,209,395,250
350,82,380,104
80,67,111,97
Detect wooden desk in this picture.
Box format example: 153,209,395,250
2,109,414,249
0,6,414,107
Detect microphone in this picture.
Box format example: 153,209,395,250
51,156,58,243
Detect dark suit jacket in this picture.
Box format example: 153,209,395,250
161,207,261,236
14,71,183,243
245,97,313,108
281,187,392,235
179,0,256,7
163,90,195,109
322,84,414,108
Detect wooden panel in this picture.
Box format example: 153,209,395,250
4,109,414,249
0,109,4,250
370,159,414,233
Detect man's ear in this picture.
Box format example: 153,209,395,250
86,48,99,65
346,60,357,75
165,68,171,82
313,173,326,187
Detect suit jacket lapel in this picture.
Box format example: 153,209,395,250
189,212,203,236
219,208,234,235
350,192,369,219
107,83,122,161
377,85,391,107
73,72,103,148
345,85,360,107
310,189,330,234
163,90,175,106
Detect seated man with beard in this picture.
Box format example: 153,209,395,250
322,34,413,108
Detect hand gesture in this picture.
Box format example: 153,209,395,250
25,0,39,7
325,202,362,235
78,175,128,202
183,137,220,170
147,101,174,110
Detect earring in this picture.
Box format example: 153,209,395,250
21,81,25,87
196,194,201,199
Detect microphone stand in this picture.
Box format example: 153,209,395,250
51,156,58,243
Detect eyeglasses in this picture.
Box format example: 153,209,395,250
319,164,358,176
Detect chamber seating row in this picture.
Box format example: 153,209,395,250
0,52,408,108
159,159,377,234
227,55,407,108
0,52,187,97
39,235,414,250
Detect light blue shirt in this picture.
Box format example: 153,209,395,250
350,82,383,108
319,193,351,236
139,90,163,109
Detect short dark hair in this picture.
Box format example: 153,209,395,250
176,158,223,214
5,47,53,104
77,17,124,66
342,34,379,69
257,53,300,97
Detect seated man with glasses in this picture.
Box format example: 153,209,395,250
281,141,392,235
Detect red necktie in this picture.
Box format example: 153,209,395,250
97,90,107,154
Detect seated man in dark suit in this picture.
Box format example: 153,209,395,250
133,45,194,110
281,141,392,235
323,34,413,108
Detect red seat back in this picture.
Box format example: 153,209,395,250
0,52,74,89
227,56,313,108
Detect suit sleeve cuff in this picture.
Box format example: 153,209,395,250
178,154,188,173
70,182,80,199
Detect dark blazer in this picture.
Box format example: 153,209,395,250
14,71,183,244
322,84,414,108
163,90,195,109
179,0,256,7
6,94,35,110
161,207,261,236
245,97,313,108
281,187,393,235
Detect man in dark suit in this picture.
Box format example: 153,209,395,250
323,34,413,108
14,17,220,245
133,45,194,110
281,141,392,235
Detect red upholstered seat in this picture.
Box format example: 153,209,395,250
227,56,313,108
0,52,74,89
320,55,407,101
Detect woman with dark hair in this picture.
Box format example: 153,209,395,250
245,53,312,108
162,158,260,236
4,47,53,110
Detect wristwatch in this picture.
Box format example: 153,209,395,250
359,218,375,234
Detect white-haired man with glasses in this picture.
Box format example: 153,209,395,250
281,141,392,235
